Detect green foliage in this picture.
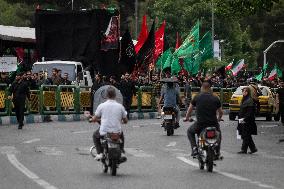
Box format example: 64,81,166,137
1,0,283,71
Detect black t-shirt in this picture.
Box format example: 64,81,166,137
191,92,221,125
277,87,284,105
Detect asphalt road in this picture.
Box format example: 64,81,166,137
0,116,284,189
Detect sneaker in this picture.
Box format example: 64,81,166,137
156,115,161,119
18,124,23,130
237,150,247,154
248,148,257,154
191,147,198,157
94,153,103,161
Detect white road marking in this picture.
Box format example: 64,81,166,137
261,125,278,128
125,148,154,157
23,138,40,144
166,142,177,147
72,130,92,134
0,146,19,154
177,156,275,189
7,154,58,189
35,146,64,156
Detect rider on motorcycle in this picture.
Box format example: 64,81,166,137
91,86,128,160
183,81,223,157
159,80,181,128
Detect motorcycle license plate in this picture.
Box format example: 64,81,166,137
108,143,119,148
164,114,172,119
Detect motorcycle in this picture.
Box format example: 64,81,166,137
196,127,222,172
161,107,177,136
90,133,126,176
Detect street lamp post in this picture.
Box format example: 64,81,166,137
72,0,74,10
263,40,284,66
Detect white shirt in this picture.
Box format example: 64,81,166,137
95,99,127,135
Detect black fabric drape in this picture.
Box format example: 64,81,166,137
35,9,120,76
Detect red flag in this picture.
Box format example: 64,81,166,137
36,4,41,10
175,32,182,49
15,47,24,63
154,20,166,62
135,15,148,53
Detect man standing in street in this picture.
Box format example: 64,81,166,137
119,73,136,119
8,72,30,129
276,80,284,126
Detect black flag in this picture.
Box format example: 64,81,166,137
119,29,136,73
215,65,226,79
136,20,155,70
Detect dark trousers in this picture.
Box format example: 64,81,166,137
241,135,256,152
281,111,284,124
123,97,132,119
93,129,125,154
187,122,221,153
13,99,25,126
279,104,284,124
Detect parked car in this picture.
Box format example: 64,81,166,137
229,86,280,121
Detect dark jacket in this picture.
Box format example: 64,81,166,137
9,80,30,101
238,97,257,136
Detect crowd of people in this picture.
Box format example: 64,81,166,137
1,68,283,90
0,68,72,90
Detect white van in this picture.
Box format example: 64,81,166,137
32,61,93,87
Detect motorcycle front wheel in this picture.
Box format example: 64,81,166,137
198,158,204,170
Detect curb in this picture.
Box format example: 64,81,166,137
0,110,229,126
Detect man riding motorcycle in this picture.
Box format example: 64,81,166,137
91,86,128,160
159,80,182,128
183,81,223,157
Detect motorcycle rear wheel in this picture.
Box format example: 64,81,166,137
111,160,117,176
166,128,174,136
206,148,214,172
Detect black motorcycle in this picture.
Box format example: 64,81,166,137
90,133,126,176
162,107,177,136
196,127,222,172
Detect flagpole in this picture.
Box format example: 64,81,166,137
135,0,138,39
211,0,214,53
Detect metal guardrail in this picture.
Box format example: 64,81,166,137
0,85,234,116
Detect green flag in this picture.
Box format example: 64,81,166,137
173,21,200,58
263,62,268,71
255,72,263,81
162,50,173,70
171,56,181,75
184,52,201,75
277,66,283,78
199,31,213,63
156,48,172,69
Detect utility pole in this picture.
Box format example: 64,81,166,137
263,40,284,67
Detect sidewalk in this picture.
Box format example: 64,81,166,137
0,110,229,126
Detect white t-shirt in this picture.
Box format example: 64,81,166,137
95,99,127,135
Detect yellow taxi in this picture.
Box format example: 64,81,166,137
229,86,279,121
